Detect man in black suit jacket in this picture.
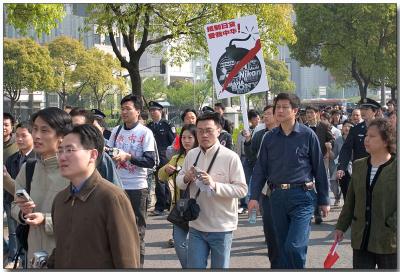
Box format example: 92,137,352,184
305,106,335,224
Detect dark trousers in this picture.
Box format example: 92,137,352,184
261,195,280,268
125,188,148,268
154,168,171,212
239,158,253,208
353,249,397,269
270,187,316,268
339,171,351,201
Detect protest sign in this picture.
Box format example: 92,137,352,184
205,15,269,100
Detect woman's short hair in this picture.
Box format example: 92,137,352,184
368,118,396,154
31,107,73,137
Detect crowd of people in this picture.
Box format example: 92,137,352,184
2,93,397,269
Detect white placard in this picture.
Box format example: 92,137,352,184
205,15,269,100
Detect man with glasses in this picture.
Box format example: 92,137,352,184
248,93,330,269
176,112,247,269
49,124,140,268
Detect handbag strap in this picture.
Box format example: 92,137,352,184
173,154,182,204
185,147,221,199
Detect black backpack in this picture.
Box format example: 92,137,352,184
13,159,36,268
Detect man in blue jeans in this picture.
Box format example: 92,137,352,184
176,112,247,268
248,93,330,269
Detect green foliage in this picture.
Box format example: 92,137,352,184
265,57,296,95
47,36,86,108
4,38,54,111
74,48,127,111
142,77,168,101
5,4,65,38
289,4,397,99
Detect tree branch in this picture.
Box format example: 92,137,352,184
137,5,151,56
108,28,129,69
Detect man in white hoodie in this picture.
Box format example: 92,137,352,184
176,111,247,269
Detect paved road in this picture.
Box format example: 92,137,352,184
143,199,352,269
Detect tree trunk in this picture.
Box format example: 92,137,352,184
127,60,142,98
28,92,34,116
391,87,397,100
9,99,16,115
380,81,386,106
265,90,269,105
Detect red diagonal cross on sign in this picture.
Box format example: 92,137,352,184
221,38,261,94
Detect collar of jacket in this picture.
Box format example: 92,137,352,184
278,121,301,135
200,140,221,156
39,155,59,168
4,134,16,147
63,169,100,203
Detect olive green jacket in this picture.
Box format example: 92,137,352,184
336,156,397,254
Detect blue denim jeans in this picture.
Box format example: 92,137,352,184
173,224,189,268
4,202,17,261
187,227,233,268
270,187,316,268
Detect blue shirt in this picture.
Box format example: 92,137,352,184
251,122,330,205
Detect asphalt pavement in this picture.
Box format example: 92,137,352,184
143,198,352,269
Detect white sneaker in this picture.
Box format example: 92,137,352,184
238,207,244,214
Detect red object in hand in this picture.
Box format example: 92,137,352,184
173,135,180,150
324,241,340,268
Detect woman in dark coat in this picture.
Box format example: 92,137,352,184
334,118,396,269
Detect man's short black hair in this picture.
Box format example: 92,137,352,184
31,107,73,137
3,113,15,126
214,102,225,111
247,109,259,120
196,111,222,128
305,105,319,113
181,108,198,121
120,94,143,111
263,105,274,112
69,124,104,165
273,93,301,110
69,107,95,125
16,121,32,133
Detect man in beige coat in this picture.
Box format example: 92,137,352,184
48,124,140,268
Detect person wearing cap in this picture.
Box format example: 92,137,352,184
147,101,176,216
336,98,380,181
91,109,112,143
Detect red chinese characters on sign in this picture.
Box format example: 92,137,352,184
207,21,239,40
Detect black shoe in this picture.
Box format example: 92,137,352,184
314,216,323,225
168,239,174,248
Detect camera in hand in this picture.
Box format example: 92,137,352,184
105,147,119,157
31,250,48,268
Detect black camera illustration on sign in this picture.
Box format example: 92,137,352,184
216,34,262,95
